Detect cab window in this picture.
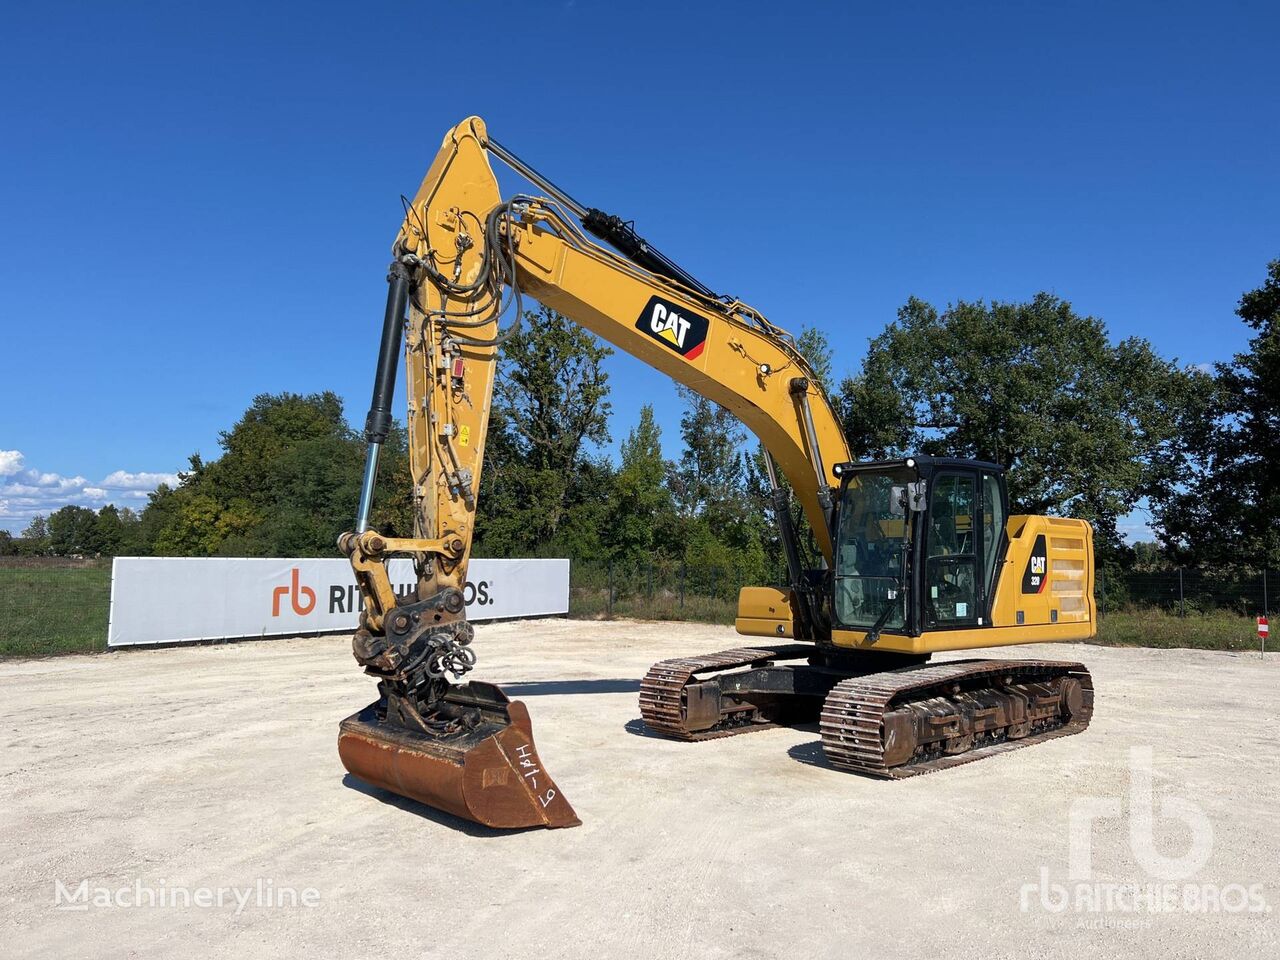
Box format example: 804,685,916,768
981,473,1006,604
834,471,914,631
926,473,978,626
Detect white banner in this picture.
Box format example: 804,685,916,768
107,557,570,647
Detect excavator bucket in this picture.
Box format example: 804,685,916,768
338,681,580,829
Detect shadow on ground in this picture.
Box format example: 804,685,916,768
341,774,541,837
787,739,836,769
624,718,829,745
502,678,641,697
623,717,669,739
788,736,889,780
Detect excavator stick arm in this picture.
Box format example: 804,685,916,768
336,117,1097,831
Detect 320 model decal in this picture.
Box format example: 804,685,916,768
1021,534,1049,594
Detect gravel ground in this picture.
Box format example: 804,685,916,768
2,619,1277,959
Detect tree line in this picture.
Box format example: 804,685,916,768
6,260,1277,584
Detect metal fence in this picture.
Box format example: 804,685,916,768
0,557,112,655
566,559,1276,624
1,556,1271,657
1098,568,1272,618
567,557,788,623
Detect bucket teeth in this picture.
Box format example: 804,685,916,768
338,685,580,830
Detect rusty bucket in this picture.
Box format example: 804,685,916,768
338,681,580,829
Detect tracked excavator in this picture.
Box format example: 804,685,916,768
337,117,1096,830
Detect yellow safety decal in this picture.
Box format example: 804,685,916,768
459,425,470,447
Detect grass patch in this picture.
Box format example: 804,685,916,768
570,586,738,625
0,561,1266,659
1093,607,1266,653
0,560,111,656
573,586,1269,654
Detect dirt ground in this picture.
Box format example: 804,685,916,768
2,619,1277,959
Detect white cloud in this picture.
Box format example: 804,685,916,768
101,469,181,490
0,451,181,532
33,473,88,492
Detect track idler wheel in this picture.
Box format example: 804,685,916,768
338,681,580,829
1059,677,1084,719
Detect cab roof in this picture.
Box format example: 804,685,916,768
832,456,1005,478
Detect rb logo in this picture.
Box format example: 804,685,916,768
272,568,316,617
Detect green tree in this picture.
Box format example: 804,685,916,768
743,325,836,581
671,388,745,522
138,392,407,557
670,388,768,584
137,484,180,555
19,515,50,556
1154,259,1280,569
94,504,124,556
838,294,1209,558
1130,541,1174,572
0,530,15,556
476,307,613,554
48,505,102,556
796,325,834,387
115,506,145,555
604,405,677,563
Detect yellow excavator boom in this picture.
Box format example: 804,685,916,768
336,117,1096,829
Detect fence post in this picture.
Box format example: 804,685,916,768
1178,567,1185,618
607,559,613,618
1099,568,1106,620
680,558,686,610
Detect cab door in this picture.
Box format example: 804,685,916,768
978,470,1008,622
923,471,981,628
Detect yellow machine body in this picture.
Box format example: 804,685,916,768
339,116,1101,825
738,515,1096,653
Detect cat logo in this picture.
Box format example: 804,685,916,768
1021,534,1049,594
634,295,709,360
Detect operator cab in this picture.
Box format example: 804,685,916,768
830,457,1008,638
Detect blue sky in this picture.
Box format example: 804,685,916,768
1,1,1276,535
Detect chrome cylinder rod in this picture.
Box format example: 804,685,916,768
355,442,381,533
486,137,588,219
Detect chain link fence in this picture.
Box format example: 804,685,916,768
568,557,789,624
1,555,1271,656
0,557,112,656
566,558,1273,654
1098,568,1271,618
567,559,1273,623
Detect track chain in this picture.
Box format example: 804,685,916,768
638,644,814,741
819,659,1094,779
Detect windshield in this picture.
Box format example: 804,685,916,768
834,470,915,631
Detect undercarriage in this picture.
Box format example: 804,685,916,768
639,645,1093,777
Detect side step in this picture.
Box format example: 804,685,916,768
820,659,1094,778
